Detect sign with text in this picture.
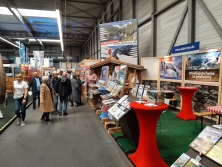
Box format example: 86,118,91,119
185,51,221,82
172,42,200,55
99,19,138,65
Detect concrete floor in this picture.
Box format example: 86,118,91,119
0,100,133,167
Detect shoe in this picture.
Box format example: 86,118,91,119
21,121,25,127
41,118,46,123
63,113,68,116
70,104,74,106
53,111,59,115
33,107,36,109
79,102,84,105
17,117,21,125
45,121,53,125
59,113,62,116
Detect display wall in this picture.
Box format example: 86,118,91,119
141,49,222,115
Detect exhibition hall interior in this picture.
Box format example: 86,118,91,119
0,0,222,166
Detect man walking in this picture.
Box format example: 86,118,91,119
50,71,59,114
56,72,72,116
29,72,42,109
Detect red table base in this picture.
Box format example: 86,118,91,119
129,102,169,167
177,87,198,121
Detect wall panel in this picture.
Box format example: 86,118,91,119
156,1,186,56
196,0,222,50
157,0,175,11
174,14,188,46
113,0,119,13
122,0,132,20
135,0,151,24
138,22,151,58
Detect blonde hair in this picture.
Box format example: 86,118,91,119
16,73,23,78
42,76,49,84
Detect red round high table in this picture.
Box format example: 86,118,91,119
177,86,198,121
129,102,169,167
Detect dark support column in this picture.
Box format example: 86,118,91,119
188,0,195,43
119,0,122,21
132,0,136,19
151,0,157,57
104,7,107,23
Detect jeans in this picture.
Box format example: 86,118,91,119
33,91,40,108
14,96,28,121
59,96,68,113
54,94,58,111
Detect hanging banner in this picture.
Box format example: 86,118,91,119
160,56,182,80
33,51,44,66
185,51,221,82
19,42,26,64
99,19,138,65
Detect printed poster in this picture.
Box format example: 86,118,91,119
99,19,138,65
101,66,109,81
185,51,221,82
33,51,44,66
160,56,182,80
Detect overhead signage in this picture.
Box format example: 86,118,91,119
172,42,200,55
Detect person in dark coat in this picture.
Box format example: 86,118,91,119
28,72,42,109
50,71,59,114
71,72,84,107
56,72,72,116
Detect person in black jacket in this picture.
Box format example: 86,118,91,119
56,72,72,116
29,72,42,109
50,71,59,114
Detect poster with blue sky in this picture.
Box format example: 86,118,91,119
99,19,138,65
185,51,221,82
160,56,182,80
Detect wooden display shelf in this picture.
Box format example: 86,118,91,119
89,101,98,110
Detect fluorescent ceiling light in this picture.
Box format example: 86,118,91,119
56,10,64,52
0,7,56,18
0,37,21,49
15,38,60,42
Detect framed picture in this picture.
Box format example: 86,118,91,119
101,66,109,81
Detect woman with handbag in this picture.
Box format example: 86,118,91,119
40,76,54,124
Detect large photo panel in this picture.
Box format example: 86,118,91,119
185,51,221,82
160,55,182,80
99,19,138,65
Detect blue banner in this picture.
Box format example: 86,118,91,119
172,42,200,55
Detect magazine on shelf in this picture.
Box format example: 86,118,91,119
212,125,222,130
111,85,122,96
121,99,131,109
137,84,144,99
142,85,150,99
112,66,120,81
183,158,201,167
170,153,190,167
131,84,139,96
206,144,222,165
189,126,222,154
117,95,128,104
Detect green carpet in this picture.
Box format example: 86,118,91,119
0,93,32,130
157,110,205,166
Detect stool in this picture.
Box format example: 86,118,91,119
194,112,215,130
157,98,171,143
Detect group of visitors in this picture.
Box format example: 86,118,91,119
13,68,97,126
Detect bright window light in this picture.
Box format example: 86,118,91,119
0,7,57,18
56,10,64,51
0,37,21,49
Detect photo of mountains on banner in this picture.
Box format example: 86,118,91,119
185,51,221,82
99,19,138,65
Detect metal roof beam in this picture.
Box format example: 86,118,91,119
1,30,89,40
64,16,97,19
62,0,105,5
